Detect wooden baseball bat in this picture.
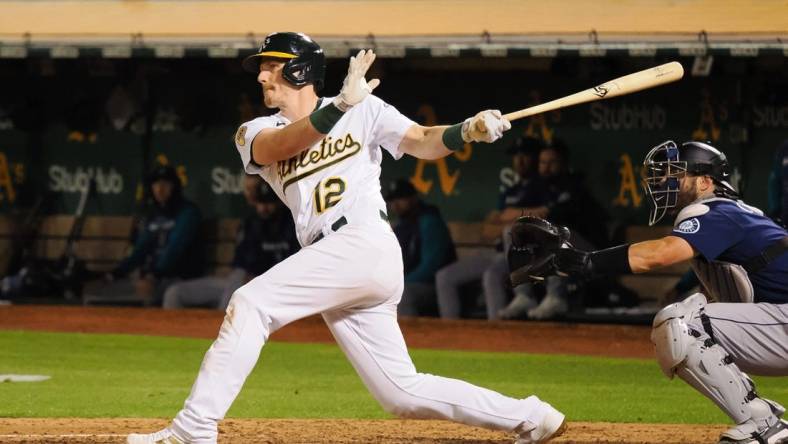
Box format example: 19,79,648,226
503,61,684,122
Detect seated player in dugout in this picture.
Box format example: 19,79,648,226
500,139,609,320
434,136,545,320
129,31,568,444
85,164,203,306
162,175,299,310
385,178,456,317
508,140,788,444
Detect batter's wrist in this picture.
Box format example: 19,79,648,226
310,103,346,134
332,97,352,112
442,123,465,151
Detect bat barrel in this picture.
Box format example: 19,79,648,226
504,61,684,122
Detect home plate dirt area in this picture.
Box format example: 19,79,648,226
0,305,729,443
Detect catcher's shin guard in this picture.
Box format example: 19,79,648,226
651,294,784,431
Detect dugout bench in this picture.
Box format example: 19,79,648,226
0,216,688,312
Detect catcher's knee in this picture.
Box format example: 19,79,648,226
650,293,707,378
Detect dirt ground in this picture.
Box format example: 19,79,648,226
0,305,727,443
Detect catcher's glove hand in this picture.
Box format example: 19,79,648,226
554,247,594,278
507,216,571,286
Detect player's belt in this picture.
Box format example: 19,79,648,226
310,210,388,245
742,235,788,274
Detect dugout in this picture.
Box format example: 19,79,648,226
0,0,785,316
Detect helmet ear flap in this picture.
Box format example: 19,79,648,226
282,59,307,86
282,58,323,90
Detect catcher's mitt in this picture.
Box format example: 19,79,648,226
507,216,571,286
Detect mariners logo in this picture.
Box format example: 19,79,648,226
675,218,701,234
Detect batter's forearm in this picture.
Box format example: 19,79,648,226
251,118,326,165
399,125,454,160
252,102,353,164
400,109,510,159
419,126,455,160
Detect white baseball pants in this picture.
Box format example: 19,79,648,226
170,221,552,443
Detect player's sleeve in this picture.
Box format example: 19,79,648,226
671,209,743,261
369,96,417,160
234,117,276,174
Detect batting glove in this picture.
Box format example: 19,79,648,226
461,110,511,143
333,49,380,112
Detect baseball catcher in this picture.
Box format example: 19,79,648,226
508,140,788,444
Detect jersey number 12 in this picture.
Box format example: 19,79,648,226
313,177,346,214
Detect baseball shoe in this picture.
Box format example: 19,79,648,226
499,293,538,320
515,403,567,444
127,428,185,444
718,419,788,444
527,293,568,321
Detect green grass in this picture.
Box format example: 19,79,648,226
0,330,785,423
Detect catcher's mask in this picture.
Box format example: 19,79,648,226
642,140,737,226
242,32,326,91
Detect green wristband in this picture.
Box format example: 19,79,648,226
442,123,465,151
309,103,346,134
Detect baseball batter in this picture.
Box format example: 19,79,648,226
128,32,566,444
508,141,787,444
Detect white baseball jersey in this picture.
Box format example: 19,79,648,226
168,93,557,444
234,95,415,246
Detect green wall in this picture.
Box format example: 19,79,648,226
0,56,784,223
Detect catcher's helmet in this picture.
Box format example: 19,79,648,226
643,140,737,225
242,32,326,91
